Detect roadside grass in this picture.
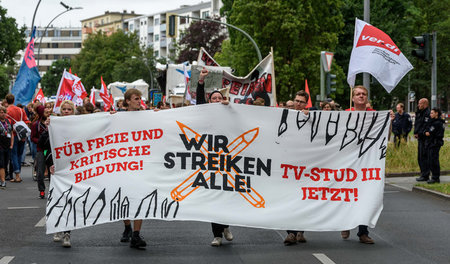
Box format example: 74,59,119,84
386,139,449,173
416,183,450,195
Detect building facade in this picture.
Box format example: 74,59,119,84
81,10,141,42
21,27,82,76
124,0,223,61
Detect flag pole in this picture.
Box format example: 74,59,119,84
349,85,353,109
270,47,277,106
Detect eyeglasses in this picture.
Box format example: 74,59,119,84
294,100,306,104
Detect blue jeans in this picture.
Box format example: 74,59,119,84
11,136,25,174
30,141,37,160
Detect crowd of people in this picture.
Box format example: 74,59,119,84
0,70,445,250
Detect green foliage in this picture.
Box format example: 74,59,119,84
214,0,345,102
176,19,227,64
40,59,71,96
72,31,157,91
0,5,26,65
0,64,10,98
416,183,450,195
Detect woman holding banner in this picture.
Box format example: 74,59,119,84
196,67,233,247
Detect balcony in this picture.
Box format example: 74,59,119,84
160,23,166,32
160,39,167,47
148,27,154,34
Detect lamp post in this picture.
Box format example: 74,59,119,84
36,2,83,70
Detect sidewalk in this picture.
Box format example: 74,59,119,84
386,175,450,200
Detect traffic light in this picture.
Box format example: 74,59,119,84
326,72,336,95
167,13,177,38
411,34,430,61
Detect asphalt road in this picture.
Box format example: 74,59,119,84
1,162,449,264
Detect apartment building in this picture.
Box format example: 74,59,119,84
22,27,82,76
124,0,223,60
81,10,141,42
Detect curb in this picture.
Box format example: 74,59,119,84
412,186,450,201
386,170,450,178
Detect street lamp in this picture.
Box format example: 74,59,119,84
36,2,83,69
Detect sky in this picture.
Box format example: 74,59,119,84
1,0,207,28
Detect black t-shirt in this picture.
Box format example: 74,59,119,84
0,119,12,150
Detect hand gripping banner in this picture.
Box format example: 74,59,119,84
46,105,390,233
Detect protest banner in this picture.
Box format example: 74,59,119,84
47,105,390,234
348,18,413,93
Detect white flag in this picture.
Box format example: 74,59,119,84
347,18,413,93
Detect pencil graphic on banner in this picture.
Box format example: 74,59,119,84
170,122,265,208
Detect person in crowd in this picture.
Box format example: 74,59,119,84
5,94,31,183
341,85,375,244
285,100,294,109
278,101,285,108
30,105,50,199
284,90,309,246
0,106,14,188
84,102,95,114
75,106,87,115
415,98,431,182
392,103,412,147
424,107,445,184
50,100,75,247
196,67,233,247
116,99,126,111
321,102,332,111
117,89,147,249
253,98,265,106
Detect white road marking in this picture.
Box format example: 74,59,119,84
313,253,336,264
386,183,412,191
7,206,40,210
35,216,46,227
384,190,400,193
0,256,15,264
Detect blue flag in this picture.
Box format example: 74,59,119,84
11,27,41,105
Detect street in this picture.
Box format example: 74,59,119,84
0,162,449,264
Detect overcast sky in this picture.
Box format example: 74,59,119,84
1,0,207,28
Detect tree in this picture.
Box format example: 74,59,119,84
40,58,71,96
0,5,26,65
72,31,157,91
215,0,345,103
176,18,227,63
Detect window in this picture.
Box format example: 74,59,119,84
144,21,147,25
101,19,104,25
54,55,60,60
155,34,159,41
130,24,134,31
74,43,81,48
61,30,70,37
180,17,187,24
52,43,58,48
154,50,159,57
141,21,143,25
155,18,160,25
72,30,80,36
202,11,209,18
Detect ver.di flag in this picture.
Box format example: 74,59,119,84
11,27,41,106
347,18,413,93
53,69,88,113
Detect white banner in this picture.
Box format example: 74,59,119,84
347,18,413,93
46,105,390,234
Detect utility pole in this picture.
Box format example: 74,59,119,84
431,31,437,108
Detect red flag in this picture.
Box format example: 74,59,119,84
53,69,87,113
305,79,312,108
34,88,46,104
99,76,113,111
89,88,96,105
140,99,147,109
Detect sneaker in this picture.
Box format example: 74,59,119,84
359,234,375,244
53,232,63,242
120,227,132,242
341,230,350,239
296,232,306,243
130,234,147,249
39,191,45,199
223,228,233,241
0,181,5,188
284,233,296,246
62,233,71,248
211,237,222,247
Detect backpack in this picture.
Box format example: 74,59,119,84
8,110,31,141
